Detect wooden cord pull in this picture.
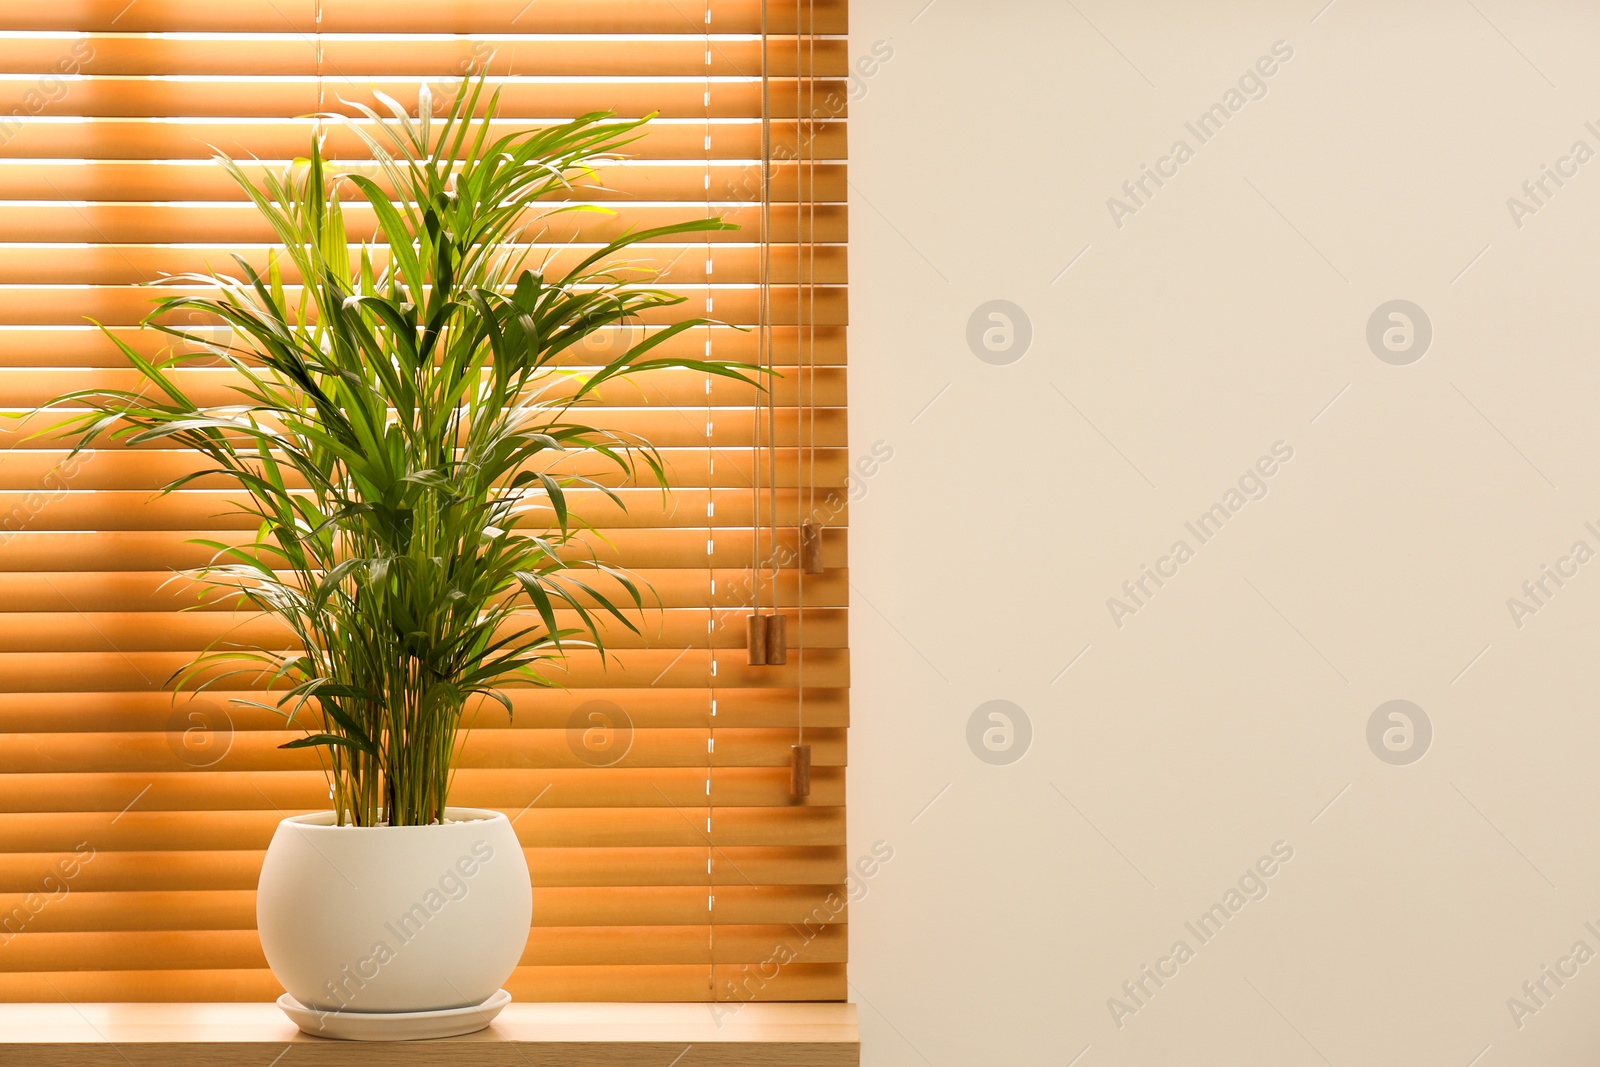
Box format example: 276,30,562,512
746,613,768,666
790,743,811,798
763,612,787,665
800,522,824,573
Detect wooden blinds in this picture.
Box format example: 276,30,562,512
0,0,848,1003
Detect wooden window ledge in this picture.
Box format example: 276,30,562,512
0,1002,860,1066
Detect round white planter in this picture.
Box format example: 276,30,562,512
257,807,530,1017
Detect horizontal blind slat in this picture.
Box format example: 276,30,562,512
0,38,847,78
0,528,850,572
0,78,849,121
0,203,846,244
0,648,851,692
0,449,849,494
0,118,845,161
0,850,844,891
2,0,848,34
0,286,849,328
0,964,847,1003
0,924,848,970
0,609,850,653
0,766,848,811
0,689,851,732
0,569,850,612
0,728,850,773
0,324,847,367
0,807,846,854
0,241,849,285
0,489,848,531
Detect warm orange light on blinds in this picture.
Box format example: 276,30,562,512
0,0,847,1004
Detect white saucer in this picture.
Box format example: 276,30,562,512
277,988,512,1041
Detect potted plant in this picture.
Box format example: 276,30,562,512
39,79,756,1039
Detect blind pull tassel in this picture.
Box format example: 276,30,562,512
790,743,811,798
763,612,787,665
800,522,824,573
746,613,768,666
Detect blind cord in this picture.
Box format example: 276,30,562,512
795,0,806,746
762,0,779,628
754,0,771,618
703,0,717,999
312,0,324,143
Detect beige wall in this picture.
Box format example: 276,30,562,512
846,1,1600,1063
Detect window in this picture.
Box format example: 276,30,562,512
0,0,847,1003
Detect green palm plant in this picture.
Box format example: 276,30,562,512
39,78,757,826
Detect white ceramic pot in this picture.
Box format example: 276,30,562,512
257,807,530,1015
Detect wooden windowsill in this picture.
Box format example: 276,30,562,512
0,1001,860,1066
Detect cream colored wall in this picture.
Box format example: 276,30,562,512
846,1,1600,1063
